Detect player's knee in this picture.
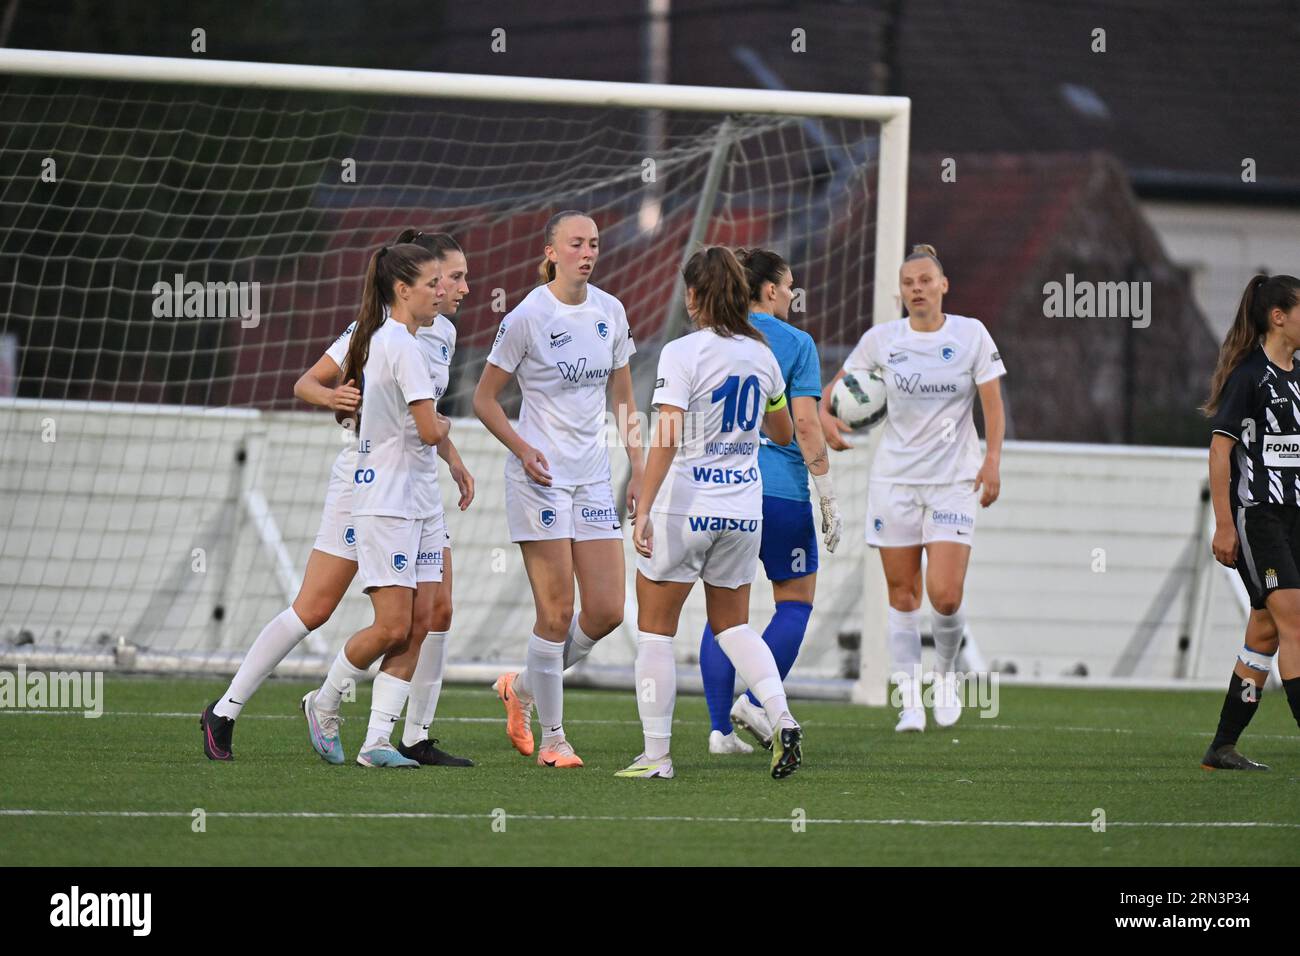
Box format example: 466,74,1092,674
584,607,623,639
929,591,963,616
537,607,574,637
887,586,921,612
429,602,453,633
292,600,331,632
374,618,410,650
1247,630,1280,655
409,607,435,642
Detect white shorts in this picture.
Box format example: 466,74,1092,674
636,511,762,589
504,477,624,543
866,480,978,548
354,513,449,590
312,449,358,561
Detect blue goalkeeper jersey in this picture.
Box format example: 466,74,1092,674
752,311,823,502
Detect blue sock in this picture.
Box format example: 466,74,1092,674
699,623,737,734
746,601,813,707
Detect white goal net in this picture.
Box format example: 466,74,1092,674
0,50,907,694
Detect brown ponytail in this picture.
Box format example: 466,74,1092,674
1203,273,1300,415
537,209,589,283
342,242,439,391
394,228,463,262
683,246,763,342
734,247,789,305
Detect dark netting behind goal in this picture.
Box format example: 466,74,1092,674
0,70,882,676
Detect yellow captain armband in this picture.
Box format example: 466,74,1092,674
765,394,788,413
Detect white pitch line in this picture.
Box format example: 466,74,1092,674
0,710,651,725
0,808,1296,829
0,710,1295,742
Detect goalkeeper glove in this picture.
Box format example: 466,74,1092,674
811,471,842,553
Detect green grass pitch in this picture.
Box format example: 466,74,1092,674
1,677,1296,866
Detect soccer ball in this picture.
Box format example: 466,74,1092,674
830,370,887,430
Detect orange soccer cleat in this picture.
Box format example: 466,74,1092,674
536,738,584,769
492,672,535,756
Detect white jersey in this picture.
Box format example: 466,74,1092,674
416,313,456,405
326,313,454,510
333,311,455,401
325,319,356,370
323,320,362,495
844,313,1005,484
351,318,438,518
651,329,786,519
487,283,634,486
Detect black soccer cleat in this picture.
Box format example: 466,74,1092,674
397,738,475,767
200,701,235,761
1200,744,1269,771
770,726,803,779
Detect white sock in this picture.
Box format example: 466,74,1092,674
931,607,964,675
563,615,599,670
889,607,923,709
715,623,797,730
402,631,448,748
216,607,309,719
525,633,566,743
365,672,411,749
635,631,676,760
316,647,367,714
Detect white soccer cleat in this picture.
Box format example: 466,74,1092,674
895,707,926,733
708,730,755,755
730,694,774,750
614,753,675,779
356,738,420,769
932,673,962,727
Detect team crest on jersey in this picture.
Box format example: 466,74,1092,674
539,508,557,528
941,346,957,362
343,526,356,547
391,552,409,573
596,320,609,339
873,517,884,533
441,343,449,361
1266,567,1279,589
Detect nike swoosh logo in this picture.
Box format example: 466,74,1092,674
550,331,566,340
204,725,230,759
308,709,336,752
228,698,244,706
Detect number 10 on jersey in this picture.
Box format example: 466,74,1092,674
712,374,761,432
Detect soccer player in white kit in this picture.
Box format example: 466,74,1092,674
474,210,643,769
621,246,803,781
380,230,476,767
300,240,452,768
824,244,1006,732
200,231,474,766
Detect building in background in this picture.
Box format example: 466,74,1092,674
6,0,1296,442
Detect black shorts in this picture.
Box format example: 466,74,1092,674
1236,504,1300,610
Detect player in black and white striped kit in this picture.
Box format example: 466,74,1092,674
1204,273,1300,769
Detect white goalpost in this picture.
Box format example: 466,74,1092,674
0,49,907,700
